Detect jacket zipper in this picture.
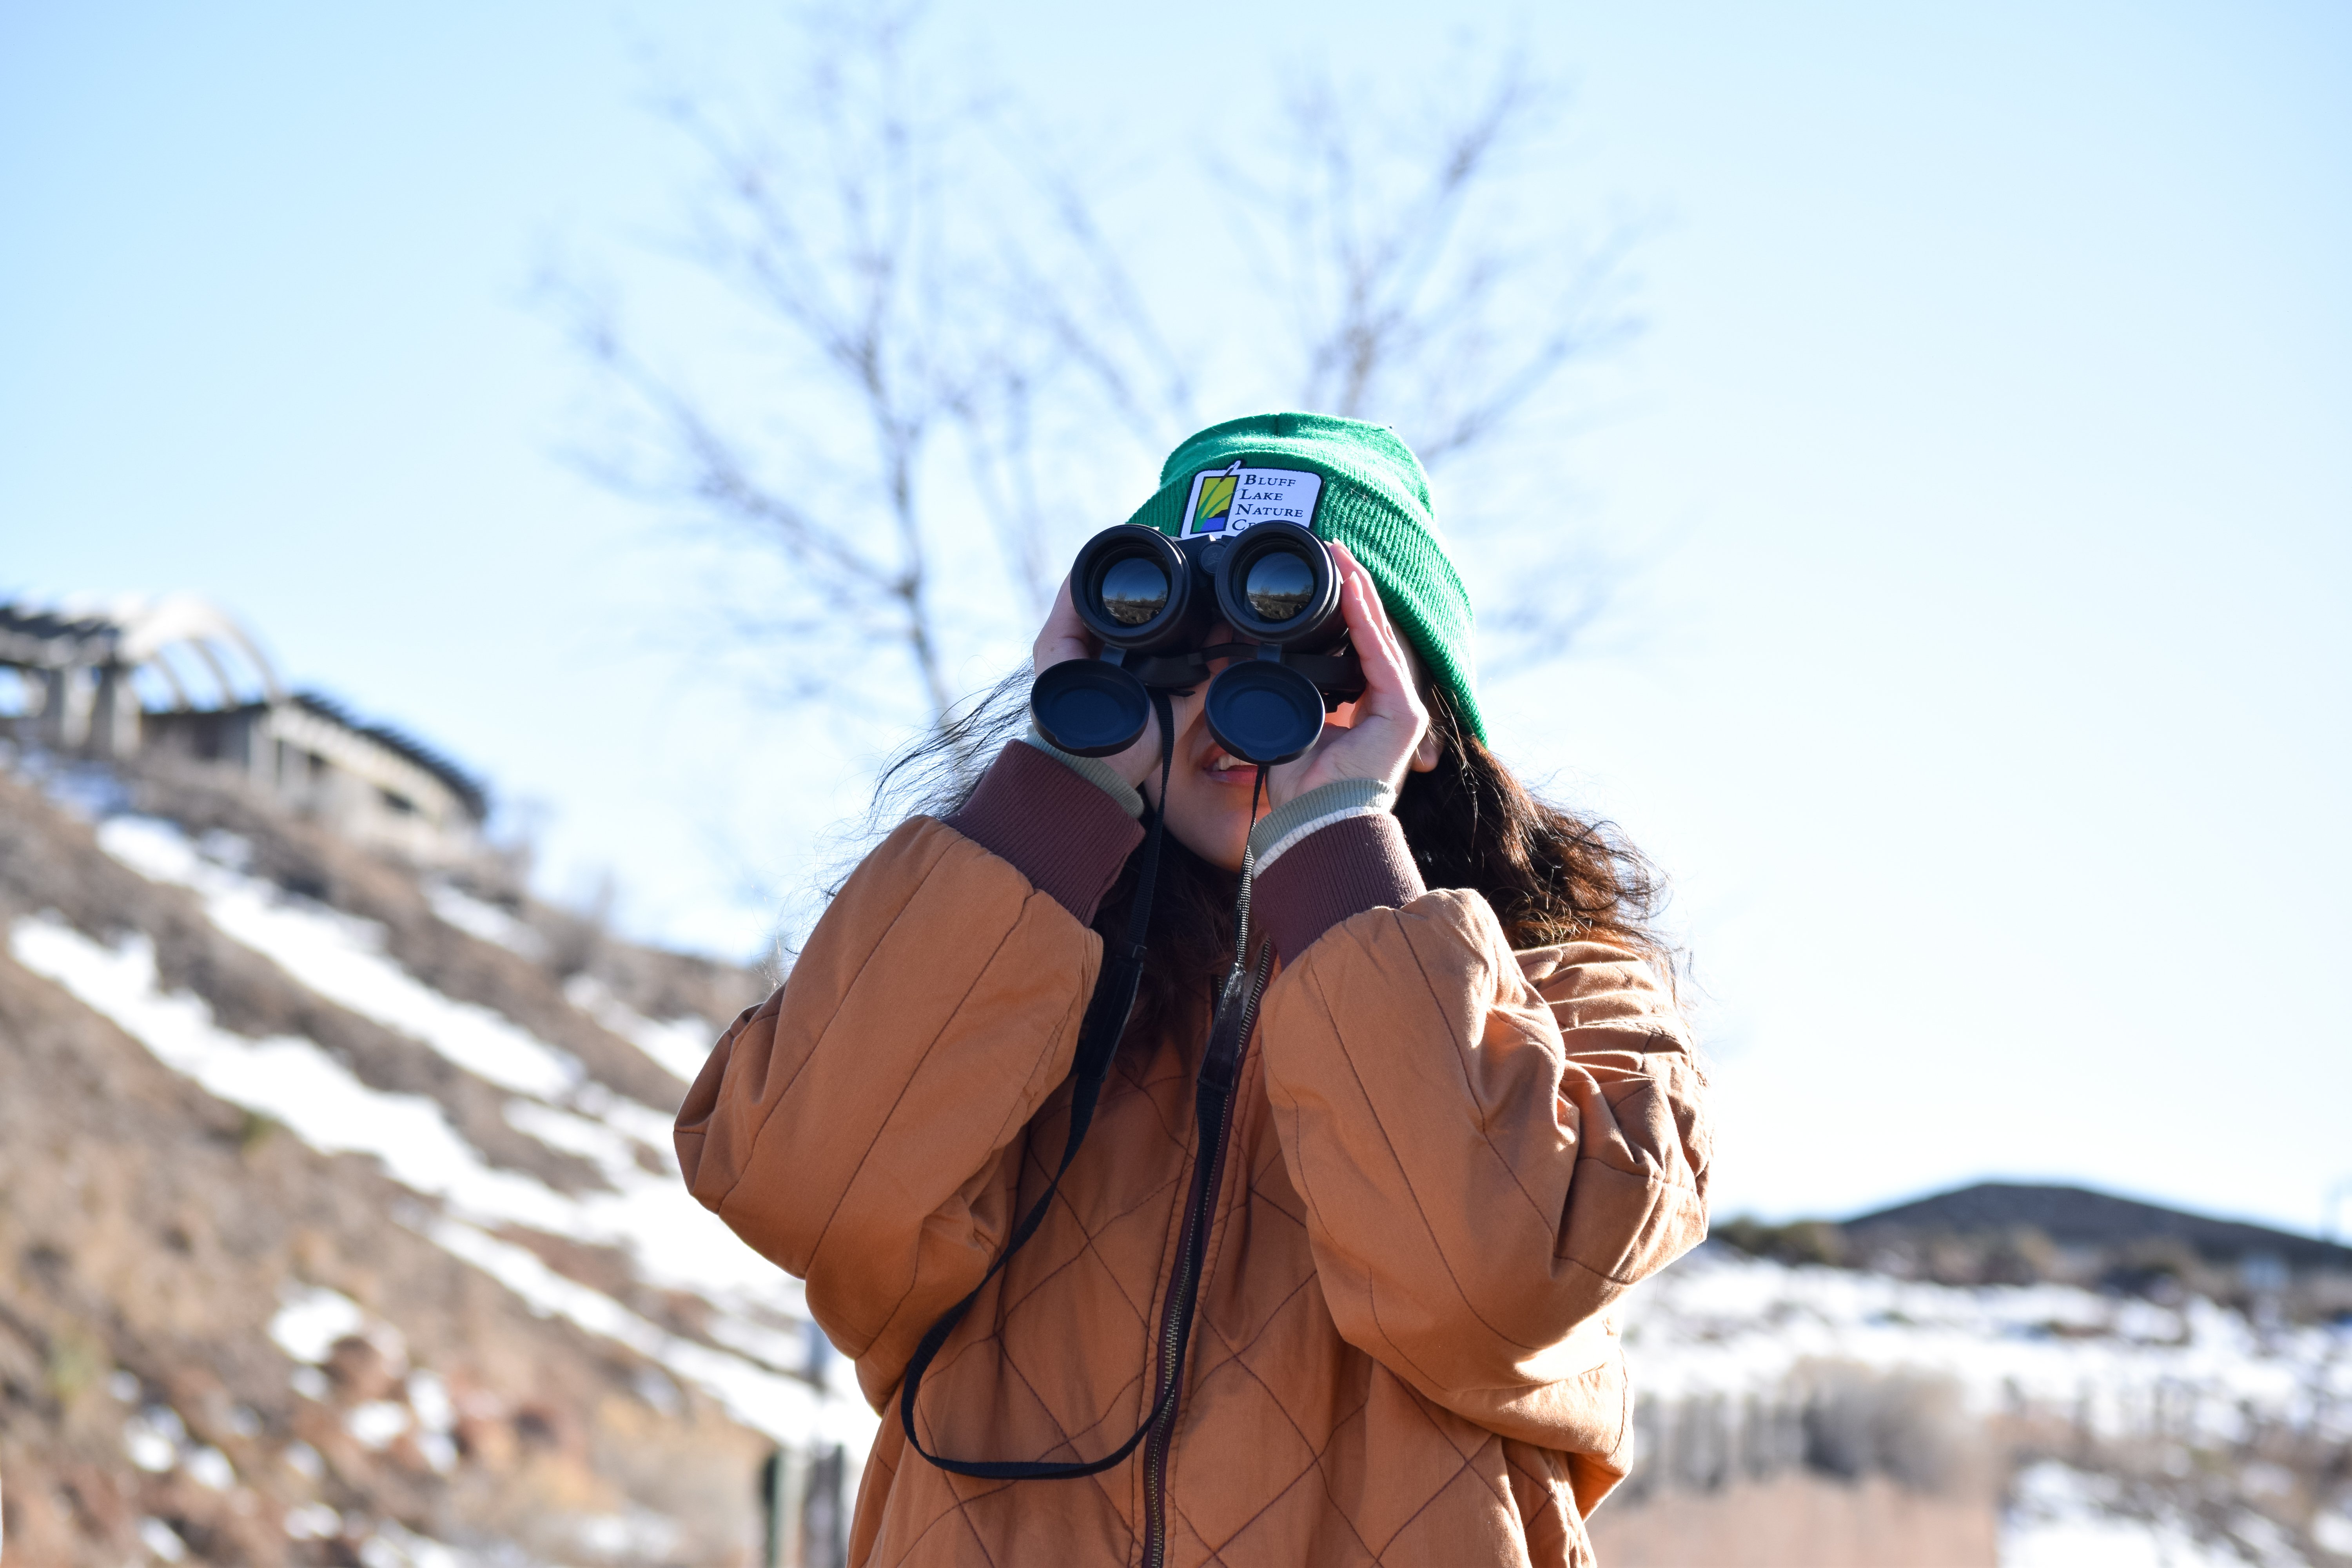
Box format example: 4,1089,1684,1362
1140,1092,1233,1568
1140,944,1269,1568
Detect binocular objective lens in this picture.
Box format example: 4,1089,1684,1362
1243,552,1315,622
1099,558,1170,626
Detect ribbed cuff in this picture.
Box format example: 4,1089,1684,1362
1018,728,1144,818
1252,804,1426,962
944,742,1145,924
1246,777,1396,873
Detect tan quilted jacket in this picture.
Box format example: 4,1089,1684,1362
677,744,1711,1566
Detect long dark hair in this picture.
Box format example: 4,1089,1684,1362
869,668,1672,1044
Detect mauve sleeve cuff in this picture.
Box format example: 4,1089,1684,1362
1253,811,1428,962
1018,728,1144,818
943,741,1144,924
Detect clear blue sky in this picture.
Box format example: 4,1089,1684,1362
4,1,2347,1232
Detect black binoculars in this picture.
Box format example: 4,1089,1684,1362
1031,522,1365,767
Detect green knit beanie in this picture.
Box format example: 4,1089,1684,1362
1122,412,1485,742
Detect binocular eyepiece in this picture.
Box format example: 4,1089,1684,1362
1032,522,1365,767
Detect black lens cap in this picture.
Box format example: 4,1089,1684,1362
1203,661,1326,766
1031,659,1152,758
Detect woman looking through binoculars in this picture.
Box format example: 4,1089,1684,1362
677,413,1714,1568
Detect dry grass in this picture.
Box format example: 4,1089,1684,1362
0,951,766,1566
0,753,793,1562
1996,1404,2352,1566
1606,1352,2352,1566
1615,1360,1985,1504
114,757,766,1103
0,769,610,1194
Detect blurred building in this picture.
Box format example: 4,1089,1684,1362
0,595,486,861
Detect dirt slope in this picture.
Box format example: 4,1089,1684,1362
0,759,806,1566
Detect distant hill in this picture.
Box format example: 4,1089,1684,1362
1711,1181,2352,1314
1845,1182,2352,1272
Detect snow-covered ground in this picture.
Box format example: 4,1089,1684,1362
9,813,879,1461
1625,1250,2352,1565
2002,1460,2323,1568
1624,1248,2351,1445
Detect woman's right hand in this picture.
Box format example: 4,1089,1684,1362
1033,575,1163,791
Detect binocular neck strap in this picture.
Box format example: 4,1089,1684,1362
899,688,1178,1480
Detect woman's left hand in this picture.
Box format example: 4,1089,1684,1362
1265,542,1440,808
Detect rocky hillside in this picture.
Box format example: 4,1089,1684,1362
0,751,872,1566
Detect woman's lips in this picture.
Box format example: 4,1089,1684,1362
1202,747,1259,787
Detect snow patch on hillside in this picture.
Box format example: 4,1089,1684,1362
69,818,790,1294
2002,1461,2285,1568
9,912,874,1456
1628,1251,2349,1566
1624,1249,2350,1446
13,917,583,1230
269,1285,369,1363
100,815,583,1099
428,1218,871,1450
422,881,548,961
567,973,720,1082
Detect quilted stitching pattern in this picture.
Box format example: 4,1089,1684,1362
691,827,1708,1568
864,1021,1691,1561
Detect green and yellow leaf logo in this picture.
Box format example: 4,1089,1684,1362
1194,474,1237,526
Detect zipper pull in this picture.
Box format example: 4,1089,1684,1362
1200,943,1272,1096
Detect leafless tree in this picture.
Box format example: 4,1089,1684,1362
1230,60,1639,465
1218,56,1646,664
560,5,1184,730
568,5,1638,734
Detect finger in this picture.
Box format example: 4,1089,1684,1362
1354,554,1419,692
1325,546,1383,668
1034,574,1096,668
1335,566,1432,770
1328,545,1411,687
1332,552,1414,713
1046,575,1085,638
1337,548,1423,710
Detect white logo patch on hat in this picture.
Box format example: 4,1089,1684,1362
1177,460,1323,538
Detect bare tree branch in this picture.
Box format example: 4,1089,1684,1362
1211,54,1641,472
563,7,1644,743
1198,51,1647,668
